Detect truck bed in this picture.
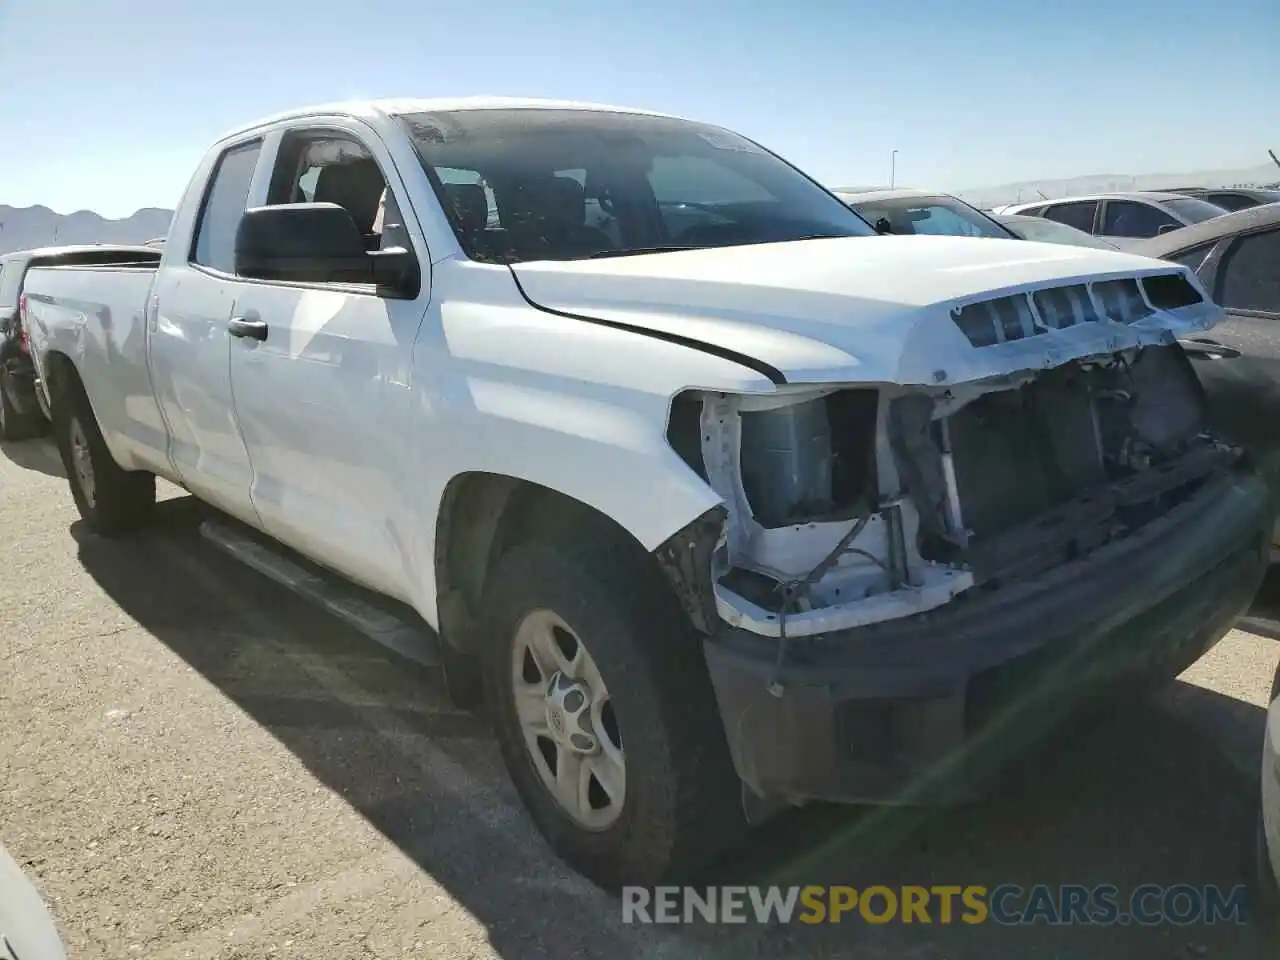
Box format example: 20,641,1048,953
23,262,166,472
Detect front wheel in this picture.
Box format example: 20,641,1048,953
481,539,745,890
53,376,155,536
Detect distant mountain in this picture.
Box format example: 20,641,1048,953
951,163,1280,210
0,205,173,256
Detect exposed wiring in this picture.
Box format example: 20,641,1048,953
766,513,872,697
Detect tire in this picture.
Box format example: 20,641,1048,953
0,369,41,441
480,537,745,890
52,374,155,537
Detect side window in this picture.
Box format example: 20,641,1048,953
1218,230,1280,314
1206,193,1254,212
1168,242,1215,274
1017,205,1045,217
1043,201,1097,233
191,140,264,272
266,132,395,252
1100,201,1179,239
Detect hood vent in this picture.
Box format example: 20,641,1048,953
951,273,1190,348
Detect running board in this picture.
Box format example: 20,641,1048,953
200,519,441,668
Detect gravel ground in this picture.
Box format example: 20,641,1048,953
1,435,1278,959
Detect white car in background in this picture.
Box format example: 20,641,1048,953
1001,192,1227,249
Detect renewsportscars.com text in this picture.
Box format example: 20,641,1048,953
621,884,1250,926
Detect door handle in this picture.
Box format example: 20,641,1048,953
228,317,268,342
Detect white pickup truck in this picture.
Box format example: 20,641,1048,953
20,97,1273,889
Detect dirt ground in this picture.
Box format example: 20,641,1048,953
2,434,1278,959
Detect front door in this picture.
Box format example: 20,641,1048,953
226,125,429,600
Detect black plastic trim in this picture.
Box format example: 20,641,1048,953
506,266,788,385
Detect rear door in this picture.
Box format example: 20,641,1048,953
1097,200,1181,248
225,121,430,600
1041,200,1099,236
147,137,264,525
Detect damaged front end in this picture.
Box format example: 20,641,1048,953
656,264,1271,809
661,269,1242,642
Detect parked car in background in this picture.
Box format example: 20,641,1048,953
1133,203,1280,555
834,188,1017,239
0,842,68,960
991,213,1120,250
1165,187,1280,212
0,244,162,439
836,190,1119,252
1002,192,1227,249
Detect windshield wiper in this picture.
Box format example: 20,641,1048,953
581,245,702,260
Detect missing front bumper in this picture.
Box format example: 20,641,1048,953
702,467,1271,805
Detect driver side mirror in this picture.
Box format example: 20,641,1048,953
234,203,420,298
1157,223,1181,236
873,217,894,235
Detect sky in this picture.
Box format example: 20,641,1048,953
1,0,1278,218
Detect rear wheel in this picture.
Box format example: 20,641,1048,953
0,369,42,441
53,375,155,536
480,538,744,889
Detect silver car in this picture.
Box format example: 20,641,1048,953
1001,192,1227,249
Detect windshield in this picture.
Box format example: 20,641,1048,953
1160,196,1228,224
848,195,1014,239
397,109,874,263
998,216,1118,250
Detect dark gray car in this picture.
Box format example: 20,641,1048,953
1164,187,1280,212
1133,204,1280,480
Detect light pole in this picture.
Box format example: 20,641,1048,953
890,150,899,189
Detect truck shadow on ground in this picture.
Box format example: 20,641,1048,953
0,435,64,479
71,497,1278,960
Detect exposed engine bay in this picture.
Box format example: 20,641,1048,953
668,342,1236,638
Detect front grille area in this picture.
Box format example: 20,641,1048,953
1032,284,1101,329
1094,278,1154,324
950,273,1191,348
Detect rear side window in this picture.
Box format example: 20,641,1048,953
1043,201,1097,232
192,140,264,273
1205,193,1256,213
1218,229,1280,314
1167,242,1215,274
1101,200,1180,238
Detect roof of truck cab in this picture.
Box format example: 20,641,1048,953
225,97,679,139
0,243,157,264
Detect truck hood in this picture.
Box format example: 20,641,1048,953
509,235,1223,386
